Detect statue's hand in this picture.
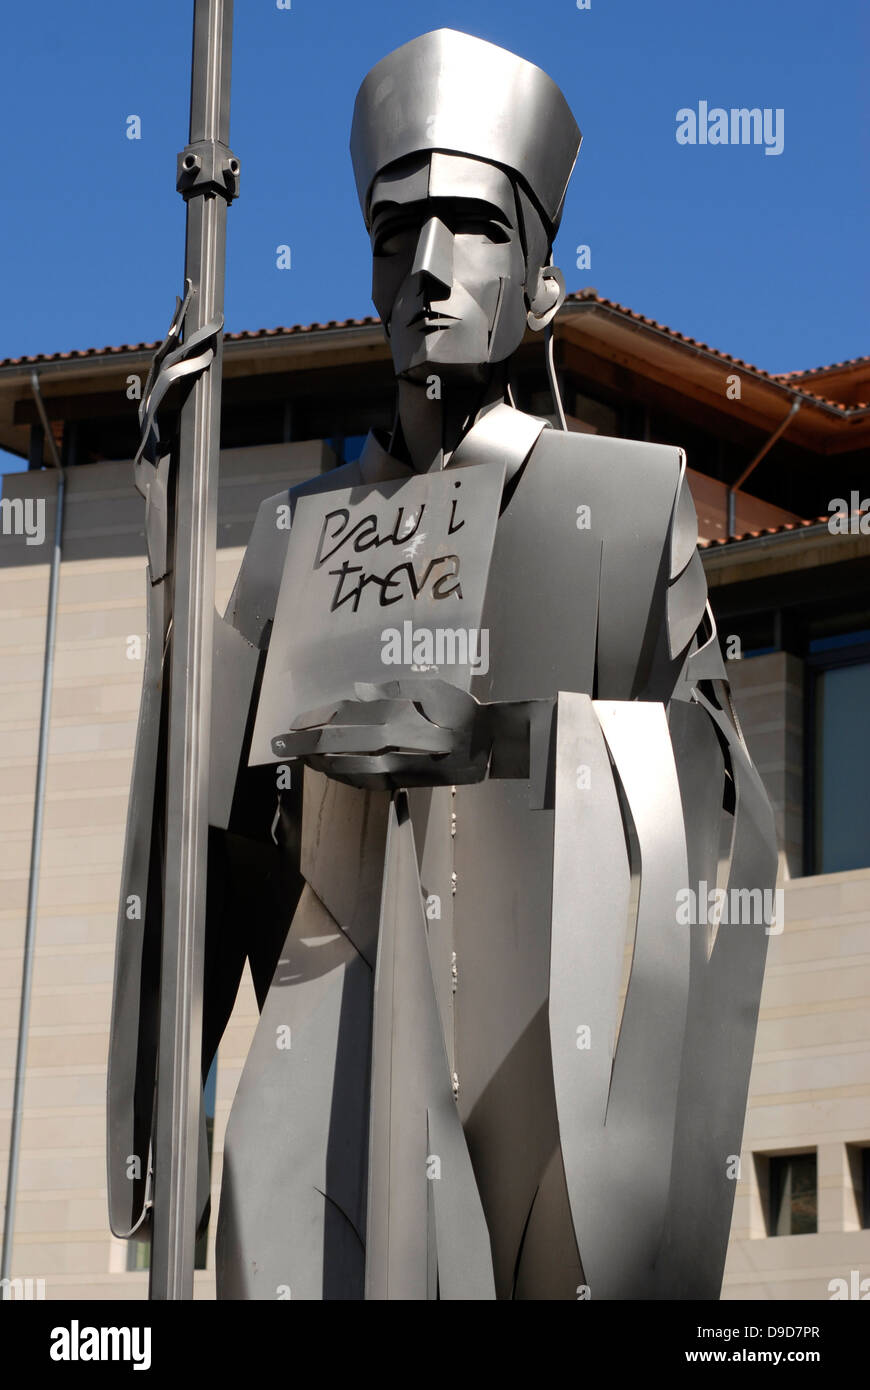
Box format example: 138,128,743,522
270,679,491,788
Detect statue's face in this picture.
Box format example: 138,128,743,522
369,152,533,379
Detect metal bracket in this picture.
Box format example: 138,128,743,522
131,283,223,585
133,281,223,479
176,139,240,202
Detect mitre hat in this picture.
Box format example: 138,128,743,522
350,29,581,238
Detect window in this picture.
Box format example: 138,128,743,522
768,1152,817,1236
807,632,870,875
847,1144,870,1229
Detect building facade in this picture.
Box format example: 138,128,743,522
1,293,868,1299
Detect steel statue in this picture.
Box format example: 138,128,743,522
108,27,778,1300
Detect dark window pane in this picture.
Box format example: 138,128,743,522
789,1154,818,1234
126,1236,149,1272
769,1153,817,1236
815,662,870,873
810,629,870,653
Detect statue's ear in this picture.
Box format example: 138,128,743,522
526,264,565,332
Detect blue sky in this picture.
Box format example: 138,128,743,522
1,0,867,474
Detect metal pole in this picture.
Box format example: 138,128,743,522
727,399,802,539
149,0,237,1299
1,384,64,1282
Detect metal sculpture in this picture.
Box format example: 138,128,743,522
108,27,778,1300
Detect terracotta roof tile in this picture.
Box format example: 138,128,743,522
775,353,870,380
0,316,382,369
561,291,862,412
698,513,870,549
1,294,865,415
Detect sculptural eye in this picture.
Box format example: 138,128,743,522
373,208,511,256
373,220,418,256
449,215,510,243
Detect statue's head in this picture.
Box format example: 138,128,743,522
350,29,581,382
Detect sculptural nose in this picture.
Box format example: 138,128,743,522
411,216,453,300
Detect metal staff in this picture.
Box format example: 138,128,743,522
150,0,238,1299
